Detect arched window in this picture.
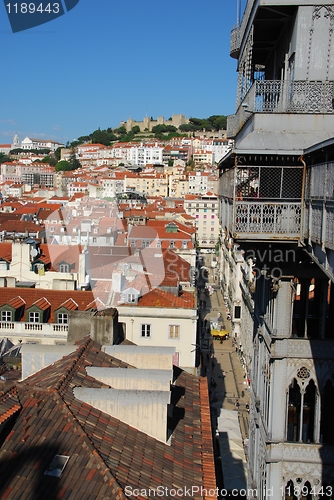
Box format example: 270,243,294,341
285,480,297,500
287,375,316,443
301,481,313,500
320,380,334,444
287,379,300,442
302,380,315,443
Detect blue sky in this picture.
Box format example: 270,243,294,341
0,0,240,145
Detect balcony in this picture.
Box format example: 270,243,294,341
219,164,303,241
228,80,334,138
0,321,68,342
230,24,240,58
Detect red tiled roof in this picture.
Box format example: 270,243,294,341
0,337,216,499
0,220,42,233
129,288,195,308
0,288,95,323
31,297,51,311
8,296,25,309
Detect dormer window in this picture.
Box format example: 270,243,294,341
1,311,12,322
58,313,68,324
59,264,69,273
29,311,40,323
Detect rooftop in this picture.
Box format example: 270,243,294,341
0,337,216,499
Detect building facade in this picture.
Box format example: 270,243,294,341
218,1,334,497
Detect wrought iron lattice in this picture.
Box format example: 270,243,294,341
252,80,334,114
311,203,322,242
230,25,240,55
326,163,334,200
297,367,310,380
234,202,301,235
309,164,327,198
236,26,253,106
288,81,334,113
325,205,334,247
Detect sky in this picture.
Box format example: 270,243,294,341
0,0,241,146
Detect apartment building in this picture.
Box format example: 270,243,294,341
218,0,334,497
185,194,220,249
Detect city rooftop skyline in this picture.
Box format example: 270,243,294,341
0,0,241,146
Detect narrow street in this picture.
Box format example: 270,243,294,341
197,253,249,494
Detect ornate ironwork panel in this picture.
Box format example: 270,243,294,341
234,201,301,236
236,25,253,106
252,80,334,114
325,162,334,200
311,203,322,243
325,203,334,248
230,24,240,57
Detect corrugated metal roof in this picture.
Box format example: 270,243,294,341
235,130,334,154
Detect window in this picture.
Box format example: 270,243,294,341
58,313,68,324
59,264,69,273
170,241,175,249
130,240,136,247
127,294,136,303
1,311,12,322
29,312,40,323
182,241,187,249
287,376,316,443
141,324,151,338
169,325,180,339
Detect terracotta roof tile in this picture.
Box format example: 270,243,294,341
0,338,216,499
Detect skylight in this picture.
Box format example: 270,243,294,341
44,455,70,477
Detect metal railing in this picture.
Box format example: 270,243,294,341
220,197,302,240
228,80,334,137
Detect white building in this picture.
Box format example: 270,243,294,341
20,137,64,152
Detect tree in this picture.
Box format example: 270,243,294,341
68,150,81,170
54,147,63,161
55,160,71,172
131,125,140,134
152,124,177,134
114,126,127,135
91,129,116,146
0,152,11,164
77,135,91,143
179,123,197,132
208,115,227,130
40,155,57,166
